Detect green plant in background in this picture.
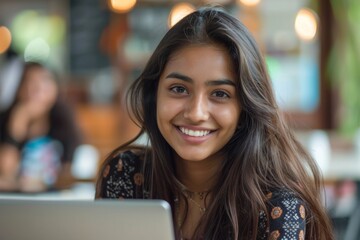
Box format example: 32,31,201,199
328,0,360,135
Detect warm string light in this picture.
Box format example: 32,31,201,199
203,0,232,4
237,0,261,7
168,3,196,28
295,8,318,41
108,0,137,13
0,26,12,54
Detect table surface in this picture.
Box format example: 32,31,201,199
323,151,360,181
0,151,359,200
0,182,95,201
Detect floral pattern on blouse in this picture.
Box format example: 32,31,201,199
99,151,306,239
101,151,145,199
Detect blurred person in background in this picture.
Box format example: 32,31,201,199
0,61,82,192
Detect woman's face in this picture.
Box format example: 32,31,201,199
156,44,241,162
18,66,58,112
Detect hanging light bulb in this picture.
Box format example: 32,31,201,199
203,0,232,4
295,8,318,41
237,0,261,7
168,3,195,28
0,26,12,54
108,0,136,14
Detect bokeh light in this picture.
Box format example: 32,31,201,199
295,8,318,41
0,26,12,54
237,0,261,7
203,0,232,4
24,38,50,62
11,10,65,55
108,0,137,13
168,3,195,28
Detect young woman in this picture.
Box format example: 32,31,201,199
96,7,334,240
0,61,81,192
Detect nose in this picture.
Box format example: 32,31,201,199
183,94,210,122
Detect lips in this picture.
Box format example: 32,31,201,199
178,126,212,137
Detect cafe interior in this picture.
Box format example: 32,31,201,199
0,0,360,239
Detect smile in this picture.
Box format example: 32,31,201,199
179,127,212,137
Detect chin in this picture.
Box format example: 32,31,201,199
177,153,210,162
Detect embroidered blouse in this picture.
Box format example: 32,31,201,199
98,151,306,240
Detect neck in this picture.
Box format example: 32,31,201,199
28,114,50,138
175,153,222,192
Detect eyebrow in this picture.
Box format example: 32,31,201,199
165,72,236,87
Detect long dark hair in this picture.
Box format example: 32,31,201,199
96,7,333,239
0,61,81,163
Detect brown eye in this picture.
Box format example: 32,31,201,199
170,86,188,94
211,90,230,99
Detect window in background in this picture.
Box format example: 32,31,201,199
239,0,324,129
259,0,320,113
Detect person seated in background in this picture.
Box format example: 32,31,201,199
96,7,334,240
0,61,82,192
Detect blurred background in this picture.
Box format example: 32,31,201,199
0,0,359,239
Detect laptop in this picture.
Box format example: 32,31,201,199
0,199,175,240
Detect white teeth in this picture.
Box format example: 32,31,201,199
179,127,211,137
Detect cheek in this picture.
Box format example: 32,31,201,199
46,93,57,107
39,87,58,108
213,104,240,130
156,91,169,130
17,89,28,102
157,97,181,127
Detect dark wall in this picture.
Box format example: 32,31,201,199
69,0,110,76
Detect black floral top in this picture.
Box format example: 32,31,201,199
99,151,306,240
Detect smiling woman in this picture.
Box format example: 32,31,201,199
95,6,334,240
156,45,240,163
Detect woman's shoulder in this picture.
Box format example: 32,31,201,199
264,187,306,214
265,188,303,203
98,148,148,199
260,187,306,240
105,149,144,167
102,148,146,180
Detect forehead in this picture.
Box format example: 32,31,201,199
25,66,50,76
164,44,235,77
168,44,230,62
23,67,53,82
19,67,57,91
